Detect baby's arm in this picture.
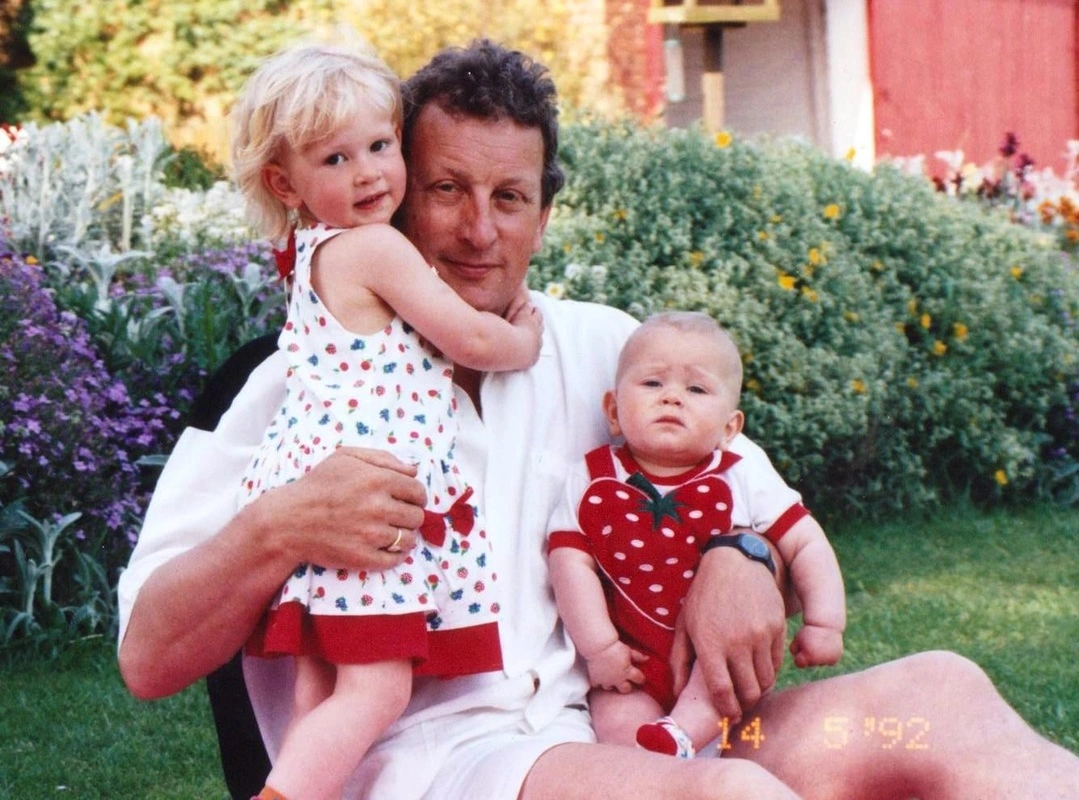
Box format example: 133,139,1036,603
548,546,647,693
315,224,542,371
774,516,846,668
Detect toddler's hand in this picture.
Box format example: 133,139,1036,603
505,284,544,366
790,623,843,668
585,640,647,693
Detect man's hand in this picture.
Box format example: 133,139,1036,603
671,547,787,724
585,640,648,694
262,446,428,570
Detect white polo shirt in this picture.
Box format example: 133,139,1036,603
118,293,639,796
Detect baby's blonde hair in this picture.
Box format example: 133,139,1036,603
618,311,744,408
230,40,402,242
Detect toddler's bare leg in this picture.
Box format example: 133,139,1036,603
588,686,664,748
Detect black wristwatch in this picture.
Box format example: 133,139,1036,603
701,533,777,575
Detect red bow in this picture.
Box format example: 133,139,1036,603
419,487,476,547
273,227,297,283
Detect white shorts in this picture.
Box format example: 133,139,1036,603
346,705,594,799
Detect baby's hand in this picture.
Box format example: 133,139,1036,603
585,640,647,693
790,624,844,668
505,284,544,366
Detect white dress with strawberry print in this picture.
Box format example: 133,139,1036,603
241,224,501,677
547,437,807,708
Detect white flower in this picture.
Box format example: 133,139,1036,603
590,264,608,282
545,282,566,299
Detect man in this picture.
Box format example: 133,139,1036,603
119,40,1079,799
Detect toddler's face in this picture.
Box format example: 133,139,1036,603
271,95,406,230
605,327,741,476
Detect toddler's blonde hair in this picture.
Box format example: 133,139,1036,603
230,40,402,241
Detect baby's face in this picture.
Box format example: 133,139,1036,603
605,327,741,477
277,96,407,230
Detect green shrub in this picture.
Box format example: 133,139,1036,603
532,121,1079,518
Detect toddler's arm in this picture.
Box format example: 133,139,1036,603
774,516,846,668
548,546,646,693
316,224,542,371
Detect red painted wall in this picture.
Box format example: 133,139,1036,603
869,0,1079,175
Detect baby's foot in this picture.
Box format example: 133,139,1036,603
636,715,695,758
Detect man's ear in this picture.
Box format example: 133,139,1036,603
262,164,302,209
531,204,552,254
602,390,622,438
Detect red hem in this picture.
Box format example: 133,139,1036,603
763,503,810,542
548,529,591,554
416,621,503,676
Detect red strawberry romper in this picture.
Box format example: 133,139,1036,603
242,224,502,678
547,439,807,709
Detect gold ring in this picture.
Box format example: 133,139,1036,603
385,528,404,553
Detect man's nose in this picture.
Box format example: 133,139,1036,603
460,198,497,249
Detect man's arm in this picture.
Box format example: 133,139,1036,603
673,539,789,724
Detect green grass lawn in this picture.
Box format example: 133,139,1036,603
1,505,1076,798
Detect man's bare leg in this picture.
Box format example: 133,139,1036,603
725,651,1079,799
521,742,801,800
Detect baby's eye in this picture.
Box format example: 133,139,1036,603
642,379,662,388
324,153,346,166
688,385,708,394
371,139,392,153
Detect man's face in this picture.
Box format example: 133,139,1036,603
399,104,551,315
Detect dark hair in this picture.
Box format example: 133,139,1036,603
401,39,564,208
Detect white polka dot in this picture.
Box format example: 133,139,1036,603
630,540,646,550
588,495,602,504
696,484,710,493
625,513,640,523
716,502,728,511
602,525,613,535
661,527,675,538
615,490,630,500
618,577,631,585
649,584,663,593
639,564,654,572
683,570,695,579
614,551,626,560
686,536,696,544
688,510,703,519
665,557,679,565
656,607,670,616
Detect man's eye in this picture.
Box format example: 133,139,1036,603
434,182,458,194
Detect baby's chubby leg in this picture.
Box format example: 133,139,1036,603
265,658,413,800
637,663,723,758
588,686,666,748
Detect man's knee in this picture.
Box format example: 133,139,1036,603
688,758,799,800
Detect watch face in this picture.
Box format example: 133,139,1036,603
741,534,769,558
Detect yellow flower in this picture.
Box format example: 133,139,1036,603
907,298,919,315
953,322,969,341
871,260,884,273
612,208,628,221
770,214,783,224
757,230,770,241
932,340,947,356
778,273,796,291
994,469,1008,486
844,310,860,323
562,243,572,253
594,232,605,243
714,130,733,149
850,379,867,394
688,251,705,268
801,286,819,302
1010,265,1023,279
844,147,857,162
746,377,762,394
544,282,566,299
25,255,39,265
907,377,919,389
823,203,841,220
920,313,931,330
808,247,823,266
894,322,907,334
